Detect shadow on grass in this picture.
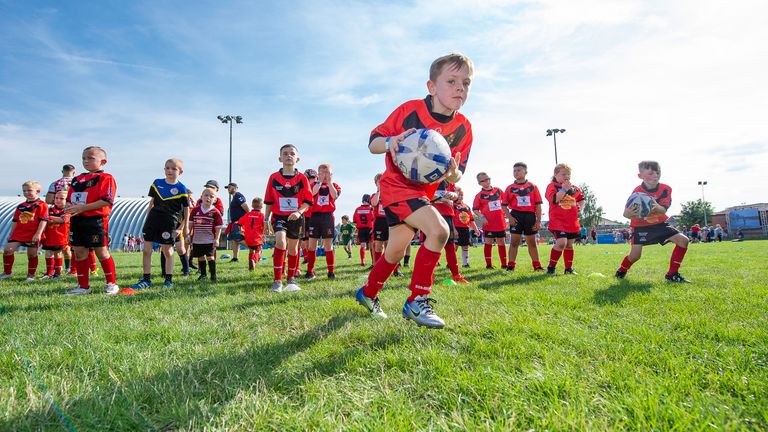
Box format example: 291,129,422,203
3,312,403,430
592,281,652,305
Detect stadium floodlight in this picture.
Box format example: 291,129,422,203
235,116,243,124
698,180,708,225
546,128,565,164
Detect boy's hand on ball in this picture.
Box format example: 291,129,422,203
388,128,416,161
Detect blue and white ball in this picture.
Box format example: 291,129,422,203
396,129,452,184
625,192,654,218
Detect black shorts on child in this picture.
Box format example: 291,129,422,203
69,215,109,248
631,222,680,246
307,212,335,239
509,210,538,236
271,214,304,240
191,243,215,258
373,217,389,241
456,227,470,246
143,212,179,245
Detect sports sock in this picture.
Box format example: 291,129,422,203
180,253,190,275
508,260,516,270
88,250,97,271
326,250,335,273
667,245,688,275
548,248,563,268
45,257,54,275
363,256,398,299
498,244,507,267
64,258,71,271
199,260,207,277
160,253,167,278
372,249,382,264
287,253,299,279
408,246,442,302
27,256,38,277
618,256,634,272
403,254,410,267
461,248,469,266
76,258,90,288
100,257,116,284
532,260,542,269
444,242,460,277
563,249,574,269
143,273,151,282
165,274,173,283
209,260,217,279
54,257,63,276
306,249,317,273
484,244,492,266
273,248,286,281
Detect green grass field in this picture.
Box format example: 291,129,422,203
1,241,767,430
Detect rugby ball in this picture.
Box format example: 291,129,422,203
625,192,653,218
396,129,452,184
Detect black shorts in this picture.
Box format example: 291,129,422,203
191,243,215,258
8,239,39,248
483,230,507,239
143,212,179,245
443,215,455,242
69,215,109,248
385,197,431,226
307,212,335,239
373,217,389,241
226,223,245,241
508,210,538,236
550,229,580,240
42,245,64,251
357,228,372,244
456,227,470,246
631,222,681,246
271,214,304,240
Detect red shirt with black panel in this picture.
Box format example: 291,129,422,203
370,96,473,207
237,210,265,247
630,182,672,228
473,187,508,232
42,205,69,247
545,182,585,233
67,171,116,218
353,205,374,229
263,169,313,218
453,202,475,229
10,199,49,242
310,182,341,214
371,192,387,219
431,181,455,217
504,180,542,213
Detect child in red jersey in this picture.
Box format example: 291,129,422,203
41,190,70,279
64,147,123,295
352,194,374,266
432,181,468,283
473,172,508,270
502,162,544,272
263,144,314,293
616,161,691,282
452,187,479,268
370,173,388,267
237,197,266,271
545,163,585,275
356,53,474,329
1,181,48,281
189,187,225,282
305,163,342,280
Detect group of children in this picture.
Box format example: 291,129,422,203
2,53,692,328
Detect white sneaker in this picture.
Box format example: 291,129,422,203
66,287,92,296
25,276,36,282
402,295,445,329
284,277,301,292
105,283,120,295
271,280,283,293
0,273,12,280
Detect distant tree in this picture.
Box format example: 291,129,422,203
578,183,604,228
678,199,714,227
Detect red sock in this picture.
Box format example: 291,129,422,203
563,249,574,269
287,253,299,279
306,249,317,272
408,246,442,301
444,242,460,277
667,245,688,275
363,257,398,298
373,249,382,264
28,256,38,277
54,257,63,276
100,257,116,284
45,257,55,275
549,249,563,268
76,258,90,288
484,244,492,266
532,260,542,270
359,247,366,265
509,260,516,269
273,248,286,281
619,256,634,272
498,244,507,267
88,250,97,271
3,254,13,275
326,250,335,273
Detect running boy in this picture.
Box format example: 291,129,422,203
473,172,508,269
615,161,690,282
356,53,474,329
41,190,70,279
237,197,266,271
189,187,224,282
339,215,355,259
305,163,342,280
352,194,374,266
64,147,121,295
130,158,190,289
1,181,48,281
545,163,585,275
502,162,544,271
263,144,314,293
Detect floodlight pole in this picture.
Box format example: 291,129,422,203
698,180,708,225
217,115,243,224
546,128,565,164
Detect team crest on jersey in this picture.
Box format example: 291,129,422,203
170,188,179,195
459,211,471,224
19,211,34,224
560,195,576,210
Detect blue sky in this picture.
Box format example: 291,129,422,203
1,0,766,221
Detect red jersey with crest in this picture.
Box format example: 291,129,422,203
371,191,386,219
310,182,341,214
432,181,455,217
630,182,672,228
190,206,224,244
263,169,314,217
237,210,265,246
67,171,116,217
353,204,374,229
43,205,69,246
504,180,542,213
545,182,585,233
10,199,49,242
453,202,475,229
473,187,508,232
370,96,473,207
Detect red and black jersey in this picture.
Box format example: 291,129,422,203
310,182,341,214
237,210,265,246
370,96,473,207
630,182,672,228
371,191,386,219
264,169,313,217
190,206,224,244
504,180,542,213
353,204,374,229
545,182,585,233
10,199,49,242
43,205,69,246
453,202,474,229
67,171,116,217
473,187,507,232
431,181,455,217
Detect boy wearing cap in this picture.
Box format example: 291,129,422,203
225,182,249,263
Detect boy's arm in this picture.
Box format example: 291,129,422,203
369,128,416,157
32,221,47,242
66,199,113,215
534,203,542,231
263,205,272,234
328,180,339,200
179,206,190,237
213,227,223,248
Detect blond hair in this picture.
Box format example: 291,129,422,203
165,158,184,169
430,53,475,82
551,163,571,182
318,163,332,171
22,180,41,192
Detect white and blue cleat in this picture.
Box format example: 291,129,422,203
355,287,387,319
402,295,445,329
